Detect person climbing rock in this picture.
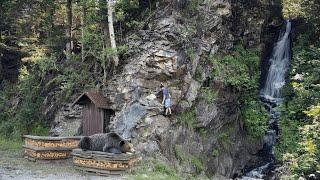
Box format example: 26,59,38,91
160,84,172,116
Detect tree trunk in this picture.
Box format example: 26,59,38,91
81,2,86,62
107,0,119,67
65,0,73,59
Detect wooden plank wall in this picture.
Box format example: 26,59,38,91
83,103,104,136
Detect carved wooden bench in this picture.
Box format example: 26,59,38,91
23,135,82,160
72,149,141,175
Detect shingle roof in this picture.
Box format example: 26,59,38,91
72,90,109,109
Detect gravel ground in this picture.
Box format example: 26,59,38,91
0,150,126,180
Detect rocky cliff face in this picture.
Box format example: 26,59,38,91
53,0,282,177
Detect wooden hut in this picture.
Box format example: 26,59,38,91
73,91,114,136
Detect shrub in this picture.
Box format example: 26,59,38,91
241,100,269,138
210,45,260,91
190,156,204,174
173,145,188,162
154,162,178,177
217,132,234,149
177,109,196,129
200,87,218,103
211,148,219,157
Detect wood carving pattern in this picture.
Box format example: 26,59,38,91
25,138,79,148
24,149,70,159
73,157,129,170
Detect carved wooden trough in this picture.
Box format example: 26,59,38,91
23,135,82,160
72,149,141,175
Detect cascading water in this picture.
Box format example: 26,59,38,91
240,20,292,180
261,20,292,103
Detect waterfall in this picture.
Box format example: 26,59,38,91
261,20,292,102
240,20,292,179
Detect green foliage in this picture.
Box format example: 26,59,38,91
173,145,188,162
211,45,260,90
15,69,45,135
211,148,219,157
41,55,94,103
177,109,196,129
129,160,180,180
114,0,154,32
200,87,218,103
0,67,46,138
198,128,208,139
185,48,196,61
181,0,204,15
275,31,320,178
217,132,234,149
210,44,267,138
241,100,268,138
173,145,204,174
282,0,320,34
190,156,204,174
154,162,178,177
0,137,23,151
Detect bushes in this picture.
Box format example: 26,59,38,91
177,109,196,129
241,100,268,138
0,66,45,138
210,44,268,138
173,145,204,175
211,45,260,90
129,160,179,180
274,32,320,177
0,54,95,140
279,105,320,177
200,87,218,103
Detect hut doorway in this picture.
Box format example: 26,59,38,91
73,90,114,136
103,109,115,133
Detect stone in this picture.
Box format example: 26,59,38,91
112,103,147,139
50,0,283,178
135,140,160,155
196,100,218,127
49,104,82,137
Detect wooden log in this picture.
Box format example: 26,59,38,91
24,136,81,149
23,135,83,141
71,149,141,175
75,166,125,176
23,145,76,151
24,148,71,160
23,135,82,160
72,149,137,160
73,157,129,171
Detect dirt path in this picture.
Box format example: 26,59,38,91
0,150,125,180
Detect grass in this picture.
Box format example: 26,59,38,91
217,132,234,149
173,145,205,175
131,172,179,180
200,88,218,103
211,148,219,157
0,136,23,151
190,156,204,174
177,109,196,129
128,160,180,180
173,145,188,162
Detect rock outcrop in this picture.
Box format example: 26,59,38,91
52,0,283,177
